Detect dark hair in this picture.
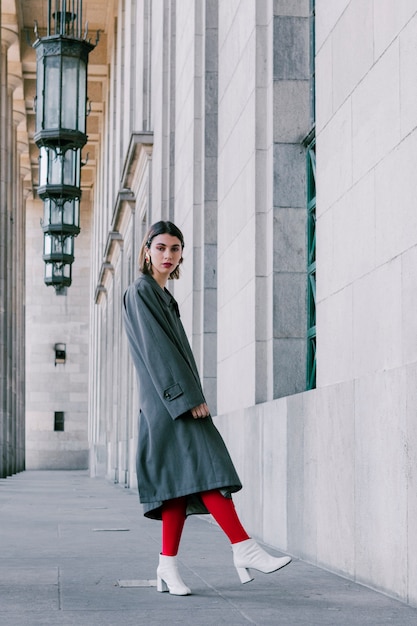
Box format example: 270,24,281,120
138,220,185,280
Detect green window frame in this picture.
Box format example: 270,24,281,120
306,138,316,390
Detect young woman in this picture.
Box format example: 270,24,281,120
123,220,291,595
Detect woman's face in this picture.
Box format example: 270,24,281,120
148,234,183,286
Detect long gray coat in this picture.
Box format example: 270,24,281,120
123,273,242,519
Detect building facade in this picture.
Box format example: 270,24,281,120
1,0,416,607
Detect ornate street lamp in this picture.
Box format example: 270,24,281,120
33,0,98,293
33,0,95,152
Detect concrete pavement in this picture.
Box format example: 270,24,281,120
1,470,416,626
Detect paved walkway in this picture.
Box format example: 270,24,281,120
1,471,416,626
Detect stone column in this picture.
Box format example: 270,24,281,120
201,0,218,411
272,3,310,398
16,133,30,473
0,21,4,480
12,109,27,474
6,84,14,476
0,33,10,478
0,26,19,477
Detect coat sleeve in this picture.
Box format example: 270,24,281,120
123,281,206,420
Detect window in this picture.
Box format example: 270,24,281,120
306,138,316,389
54,411,65,432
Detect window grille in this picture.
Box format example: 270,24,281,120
306,138,316,390
306,0,316,390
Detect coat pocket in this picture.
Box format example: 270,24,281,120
163,383,183,401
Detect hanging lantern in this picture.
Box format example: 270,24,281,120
33,1,96,152
44,257,73,289
38,147,81,199
41,196,80,237
43,233,74,289
43,231,75,263
37,146,81,292
33,0,98,293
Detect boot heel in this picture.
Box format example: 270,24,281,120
157,575,168,592
235,567,254,584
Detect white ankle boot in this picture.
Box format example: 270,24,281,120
156,554,191,595
232,538,292,583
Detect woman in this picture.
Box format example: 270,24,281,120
123,220,291,595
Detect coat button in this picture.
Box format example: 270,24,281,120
164,392,171,399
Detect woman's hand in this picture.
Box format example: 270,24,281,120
191,402,210,419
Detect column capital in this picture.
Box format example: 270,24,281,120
8,73,22,93
13,99,27,125
1,27,18,50
17,134,29,155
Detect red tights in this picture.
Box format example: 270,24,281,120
161,490,250,556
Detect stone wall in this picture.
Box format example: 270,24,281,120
85,0,417,606
218,0,417,607
25,197,91,470
217,364,417,605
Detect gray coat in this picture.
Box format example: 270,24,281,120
123,273,242,519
